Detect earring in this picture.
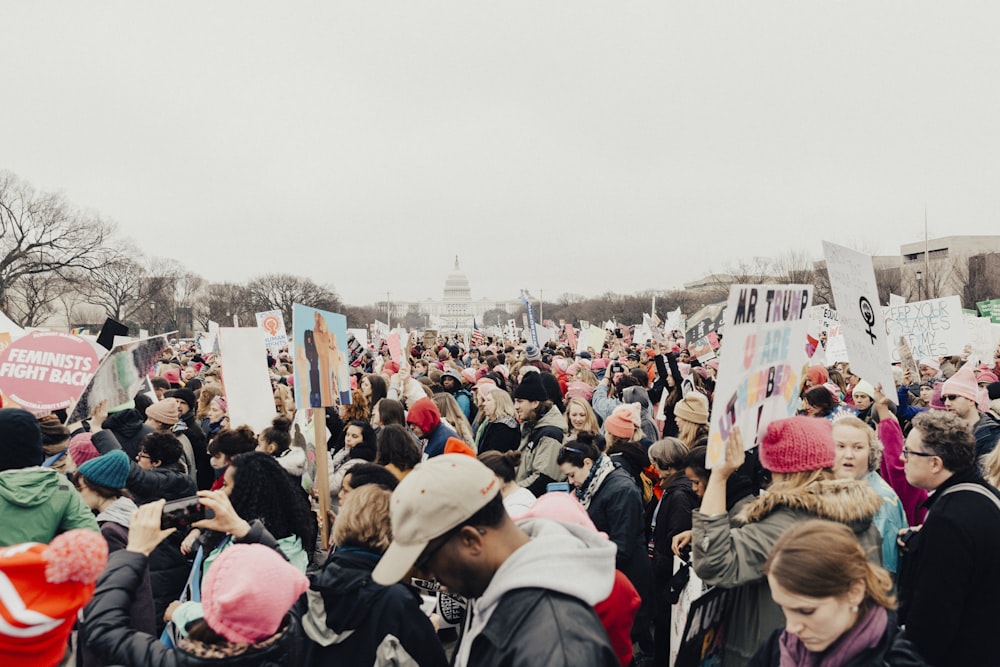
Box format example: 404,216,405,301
850,605,859,613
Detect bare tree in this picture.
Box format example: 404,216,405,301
245,274,342,329
0,171,110,310
6,271,69,327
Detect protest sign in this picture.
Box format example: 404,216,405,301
685,303,725,344
674,586,731,667
564,324,578,352
97,318,130,351
882,296,966,362
707,285,813,467
583,325,606,354
0,332,10,354
69,335,170,422
665,307,683,335
897,336,920,380
347,328,368,349
256,309,289,349
822,242,896,401
218,328,276,434
0,311,25,339
0,331,100,412
387,331,402,364
965,313,1000,366
644,314,665,344
688,336,716,362
670,559,704,667
825,325,849,364
889,294,905,307
291,304,351,410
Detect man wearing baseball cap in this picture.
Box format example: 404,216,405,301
372,454,619,666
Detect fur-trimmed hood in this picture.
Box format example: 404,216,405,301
737,478,883,529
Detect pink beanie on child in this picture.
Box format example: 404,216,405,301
201,544,309,644
759,417,836,474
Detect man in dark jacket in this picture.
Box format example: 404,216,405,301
166,388,212,490
940,363,1000,458
372,454,619,667
897,410,1000,665
101,405,155,460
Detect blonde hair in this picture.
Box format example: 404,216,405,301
575,369,599,388
677,419,709,449
565,397,600,436
432,392,475,445
486,390,518,422
832,416,882,472
765,519,894,612
768,468,833,494
333,484,392,553
983,445,1000,489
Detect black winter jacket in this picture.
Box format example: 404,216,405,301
180,410,212,490
747,611,927,667
586,466,652,602
476,419,521,454
81,550,301,667
294,547,448,667
649,476,699,583
102,409,156,460
897,467,1000,666
464,587,619,667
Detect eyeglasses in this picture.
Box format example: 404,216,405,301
943,395,963,402
902,447,937,460
136,452,151,460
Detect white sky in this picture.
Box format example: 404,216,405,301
3,2,999,306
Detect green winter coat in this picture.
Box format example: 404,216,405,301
692,478,884,667
0,468,99,546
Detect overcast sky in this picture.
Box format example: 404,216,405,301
3,3,999,307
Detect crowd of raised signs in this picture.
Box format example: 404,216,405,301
2,325,1000,667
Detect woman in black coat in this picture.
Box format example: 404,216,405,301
474,388,521,454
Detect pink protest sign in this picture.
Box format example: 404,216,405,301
387,332,402,364
0,331,100,412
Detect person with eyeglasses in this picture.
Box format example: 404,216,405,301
896,409,1000,666
938,363,1000,461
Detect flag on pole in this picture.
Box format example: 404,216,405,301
471,318,485,347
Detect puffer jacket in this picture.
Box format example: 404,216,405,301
295,548,448,667
692,478,883,667
515,405,566,496
82,550,301,666
0,467,98,547
746,611,927,667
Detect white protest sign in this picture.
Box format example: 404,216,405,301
965,314,1000,366
644,314,665,344
665,307,682,334
882,296,966,363
255,310,289,349
347,328,369,348
218,327,276,434
822,242,896,400
825,325,849,364
706,284,813,467
889,294,905,307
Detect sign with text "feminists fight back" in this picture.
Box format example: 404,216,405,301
706,284,813,468
0,331,100,412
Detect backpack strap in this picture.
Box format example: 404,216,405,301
527,425,564,450
937,482,1000,514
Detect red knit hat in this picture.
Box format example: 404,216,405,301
759,417,836,474
406,397,441,434
0,530,108,667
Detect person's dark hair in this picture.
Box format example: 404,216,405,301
365,374,388,405
613,373,639,395
77,475,124,500
520,399,554,425
804,386,836,417
185,378,203,393
207,426,258,458
630,367,649,387
344,462,399,492
259,416,293,455
186,618,229,645
478,450,522,483
140,432,184,466
557,439,601,467
911,410,976,472
538,372,565,413
226,452,317,551
133,392,153,420
684,445,709,482
463,493,507,529
377,399,406,428
375,424,421,471
150,377,170,392
346,420,378,461
573,431,606,454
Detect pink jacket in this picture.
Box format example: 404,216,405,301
878,419,928,525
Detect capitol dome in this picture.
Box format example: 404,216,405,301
442,256,472,328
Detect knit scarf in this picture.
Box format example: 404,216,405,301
575,455,617,510
779,605,888,667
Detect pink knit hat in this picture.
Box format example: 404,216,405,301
942,363,979,403
565,381,595,402
202,544,309,644
759,417,836,474
68,433,100,466
605,404,640,439
512,491,607,539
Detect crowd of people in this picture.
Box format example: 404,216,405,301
2,327,1000,666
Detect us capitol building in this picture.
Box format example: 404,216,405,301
388,257,522,331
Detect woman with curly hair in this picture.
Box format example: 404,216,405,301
166,452,317,635
329,420,377,507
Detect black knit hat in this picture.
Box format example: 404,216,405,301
0,409,45,471
988,381,1000,402
513,371,548,402
164,388,197,412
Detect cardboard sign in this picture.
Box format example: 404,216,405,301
0,331,100,412
882,296,967,362
387,331,402,364
822,242,896,400
69,335,170,422
291,304,351,410
674,586,732,667
965,313,1000,366
255,310,289,349
219,328,277,434
707,285,813,467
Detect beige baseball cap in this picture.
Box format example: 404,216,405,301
371,454,501,585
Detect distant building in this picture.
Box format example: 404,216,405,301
389,257,522,330
899,235,1000,301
